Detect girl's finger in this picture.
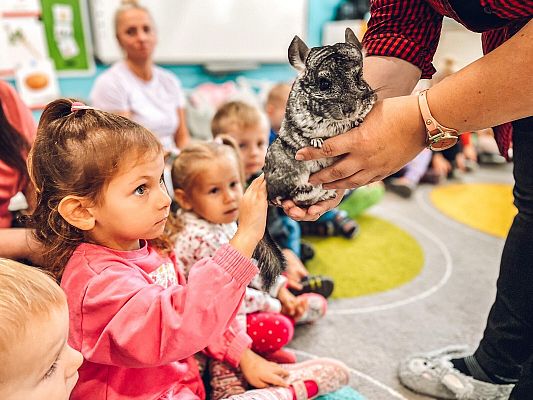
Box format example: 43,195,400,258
267,373,289,387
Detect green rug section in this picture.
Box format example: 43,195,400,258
430,183,516,238
304,214,424,299
339,183,385,218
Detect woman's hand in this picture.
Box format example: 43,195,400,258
239,349,289,388
281,190,345,221
231,175,268,258
294,95,427,190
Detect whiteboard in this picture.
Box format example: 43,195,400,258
89,0,307,65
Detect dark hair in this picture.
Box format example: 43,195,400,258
0,98,31,187
28,98,165,280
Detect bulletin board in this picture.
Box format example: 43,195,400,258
0,0,93,77
40,0,94,75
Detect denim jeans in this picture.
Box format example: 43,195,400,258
472,117,533,398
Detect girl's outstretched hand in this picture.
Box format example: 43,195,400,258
231,175,268,258
240,349,289,388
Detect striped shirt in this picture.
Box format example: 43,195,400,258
362,0,532,158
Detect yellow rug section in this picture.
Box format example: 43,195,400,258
304,215,424,299
430,183,516,238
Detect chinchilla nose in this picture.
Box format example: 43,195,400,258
342,102,357,116
330,105,345,120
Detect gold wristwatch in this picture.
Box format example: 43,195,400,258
418,89,460,151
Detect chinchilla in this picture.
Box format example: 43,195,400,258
265,28,376,207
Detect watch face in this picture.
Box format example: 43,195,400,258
430,136,458,151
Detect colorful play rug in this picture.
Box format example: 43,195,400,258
304,214,424,299
430,183,516,238
317,386,366,400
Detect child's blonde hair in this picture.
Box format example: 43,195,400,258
0,259,65,358
172,135,244,193
211,101,268,137
265,82,292,108
28,98,165,280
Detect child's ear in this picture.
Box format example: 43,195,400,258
57,196,95,231
174,189,193,210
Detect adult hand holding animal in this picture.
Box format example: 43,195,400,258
284,19,532,221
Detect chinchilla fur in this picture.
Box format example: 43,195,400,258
265,28,376,207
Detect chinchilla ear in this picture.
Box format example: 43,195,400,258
345,28,362,51
288,35,310,73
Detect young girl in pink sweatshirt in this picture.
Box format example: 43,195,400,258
26,99,350,400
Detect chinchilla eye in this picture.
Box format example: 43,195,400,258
318,77,332,91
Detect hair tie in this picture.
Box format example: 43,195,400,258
71,101,94,113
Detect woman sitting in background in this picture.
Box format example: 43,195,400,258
90,0,190,151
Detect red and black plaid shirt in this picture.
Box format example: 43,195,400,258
362,0,532,158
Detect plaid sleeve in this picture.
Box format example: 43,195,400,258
362,0,444,78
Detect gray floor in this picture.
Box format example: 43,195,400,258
290,163,514,400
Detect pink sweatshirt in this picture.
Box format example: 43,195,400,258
61,241,257,400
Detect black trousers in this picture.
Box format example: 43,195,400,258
473,117,533,398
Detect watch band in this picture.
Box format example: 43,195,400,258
418,89,460,151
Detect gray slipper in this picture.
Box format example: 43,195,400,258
398,346,515,400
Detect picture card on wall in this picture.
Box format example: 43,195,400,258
15,58,59,107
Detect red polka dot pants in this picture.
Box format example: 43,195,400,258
246,311,294,353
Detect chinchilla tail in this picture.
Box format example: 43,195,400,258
252,230,286,291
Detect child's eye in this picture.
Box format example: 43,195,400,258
159,175,165,186
209,187,219,194
43,362,57,380
230,181,239,188
134,185,146,196
239,143,246,149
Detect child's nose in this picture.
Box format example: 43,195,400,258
158,186,171,209
223,189,235,203
65,345,83,377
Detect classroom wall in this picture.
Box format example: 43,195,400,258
48,0,344,102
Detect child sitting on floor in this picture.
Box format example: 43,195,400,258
26,99,349,400
214,99,336,299
0,258,83,400
171,136,332,399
